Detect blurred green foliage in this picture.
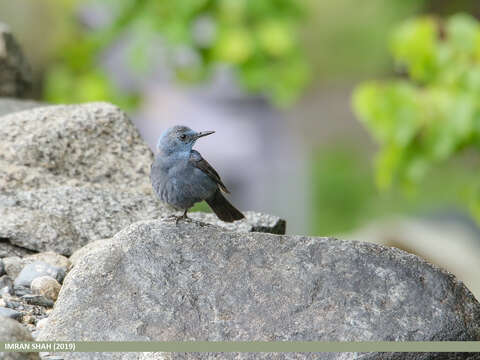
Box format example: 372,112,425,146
353,13,480,222
305,0,426,80
311,146,478,235
44,0,309,108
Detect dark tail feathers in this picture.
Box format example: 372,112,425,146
206,190,245,222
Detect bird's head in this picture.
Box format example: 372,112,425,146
157,125,215,155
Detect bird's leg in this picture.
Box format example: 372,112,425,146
175,209,189,225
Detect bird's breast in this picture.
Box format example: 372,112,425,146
150,155,215,209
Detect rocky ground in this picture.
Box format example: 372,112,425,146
0,252,68,338
1,21,480,360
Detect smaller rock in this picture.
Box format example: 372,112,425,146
2,294,22,310
0,318,40,360
14,261,66,292
25,251,71,271
0,317,39,360
31,276,61,301
3,256,25,279
0,274,13,295
0,306,21,320
0,258,4,275
22,294,54,308
189,211,287,234
13,285,31,297
22,314,35,324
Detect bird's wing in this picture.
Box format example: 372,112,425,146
189,150,230,193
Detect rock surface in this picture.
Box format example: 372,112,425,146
14,261,65,289
0,307,21,320
0,207,81,256
0,24,32,98
0,275,14,296
0,97,43,117
0,159,84,195
2,257,24,279
31,276,61,301
0,241,34,259
25,252,71,271
0,317,39,360
0,102,153,193
21,294,54,308
39,220,480,360
0,186,286,255
189,211,286,235
1,288,49,339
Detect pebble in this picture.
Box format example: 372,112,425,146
22,294,54,308
0,253,69,339
13,285,31,297
0,274,13,295
2,256,24,279
22,314,36,324
14,261,66,290
0,306,22,320
2,294,22,310
31,276,61,301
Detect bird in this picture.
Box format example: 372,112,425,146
151,125,245,223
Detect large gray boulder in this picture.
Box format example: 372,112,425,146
0,102,153,193
0,317,39,360
0,24,32,98
0,186,286,256
0,241,34,258
0,159,87,195
0,98,43,117
39,220,480,359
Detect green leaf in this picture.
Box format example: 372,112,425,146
446,13,480,55
213,26,254,64
390,17,438,82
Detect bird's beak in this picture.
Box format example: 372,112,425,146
194,131,215,140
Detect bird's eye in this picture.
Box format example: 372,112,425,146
179,134,187,141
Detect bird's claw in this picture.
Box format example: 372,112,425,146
161,212,190,225
175,212,190,225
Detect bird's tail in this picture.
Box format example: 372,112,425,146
206,190,245,222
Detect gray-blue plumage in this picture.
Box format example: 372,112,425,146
151,125,244,222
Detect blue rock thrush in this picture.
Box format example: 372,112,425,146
151,125,245,223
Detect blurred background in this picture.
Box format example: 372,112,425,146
1,0,480,298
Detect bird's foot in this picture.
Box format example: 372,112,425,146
175,212,190,225
161,210,190,224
